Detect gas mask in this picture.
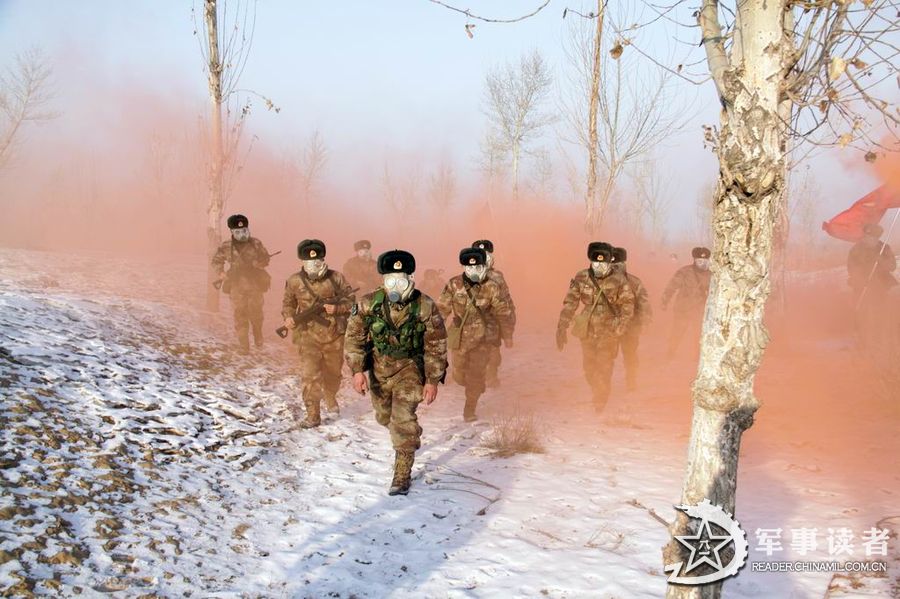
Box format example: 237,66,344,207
484,252,495,270
383,273,414,303
232,228,250,243
591,261,612,278
303,259,328,280
357,249,372,259
464,264,488,283
694,258,710,270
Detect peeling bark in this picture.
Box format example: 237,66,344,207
204,0,224,313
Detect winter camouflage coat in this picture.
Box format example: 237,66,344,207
624,271,652,327
282,270,355,344
558,269,636,339
344,289,448,385
661,265,711,314
487,268,517,332
211,238,271,294
342,256,382,293
437,275,515,351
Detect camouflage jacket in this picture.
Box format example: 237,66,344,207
211,238,270,293
661,265,711,314
342,256,382,293
558,269,636,338
437,274,515,350
344,289,448,385
848,241,897,292
624,271,652,327
282,269,355,343
487,268,517,331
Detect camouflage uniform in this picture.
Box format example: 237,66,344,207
344,289,447,452
419,269,447,300
661,265,711,357
437,275,514,419
211,237,271,352
617,271,651,389
558,269,635,412
342,255,382,293
282,270,355,424
484,269,516,387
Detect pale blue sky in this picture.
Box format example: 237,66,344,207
0,0,882,235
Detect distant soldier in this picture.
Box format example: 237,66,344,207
848,223,897,300
661,246,711,359
342,239,382,292
282,239,356,428
212,214,272,354
557,242,636,413
611,247,651,391
419,268,447,299
438,247,515,422
344,250,448,496
472,239,517,387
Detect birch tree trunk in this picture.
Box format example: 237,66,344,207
664,0,790,596
585,0,604,233
205,0,224,312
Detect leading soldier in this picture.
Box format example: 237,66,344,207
342,239,382,293
211,214,272,354
344,250,448,496
556,242,636,414
611,247,651,391
661,246,711,359
438,247,515,422
471,240,516,387
281,239,355,428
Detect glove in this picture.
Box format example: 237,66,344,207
556,328,567,351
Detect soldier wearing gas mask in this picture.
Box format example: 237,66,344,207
661,246,712,359
557,242,636,414
342,239,382,292
611,247,651,391
438,247,515,422
344,250,448,496
211,214,272,354
471,239,517,387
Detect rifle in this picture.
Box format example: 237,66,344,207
213,250,282,290
276,287,359,339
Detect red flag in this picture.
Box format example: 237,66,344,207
822,185,900,242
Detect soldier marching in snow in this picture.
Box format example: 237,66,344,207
211,214,272,354
611,247,651,391
557,242,636,414
661,246,711,359
344,250,448,496
281,239,356,428
342,239,382,293
471,239,516,387
438,247,515,422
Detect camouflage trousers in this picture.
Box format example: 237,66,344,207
485,342,502,387
230,290,264,348
617,325,641,386
369,360,424,452
580,337,619,412
667,308,702,358
296,334,344,418
451,344,492,417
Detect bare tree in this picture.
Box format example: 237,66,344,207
0,49,55,169
483,50,554,201
562,10,690,233
631,159,673,246
292,129,329,213
429,156,457,213
527,147,555,200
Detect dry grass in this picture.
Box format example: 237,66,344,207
482,412,545,458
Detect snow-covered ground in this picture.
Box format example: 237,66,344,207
0,248,896,598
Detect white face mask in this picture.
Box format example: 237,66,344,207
232,228,250,242
357,249,371,259
484,252,495,269
464,264,488,283
694,258,710,270
383,273,414,303
591,261,612,277
303,259,327,279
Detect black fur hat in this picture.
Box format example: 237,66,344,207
297,239,326,260
611,247,627,263
587,242,613,262
353,239,372,251
227,214,248,230
692,246,711,259
459,247,487,266
472,239,494,253
378,249,416,275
